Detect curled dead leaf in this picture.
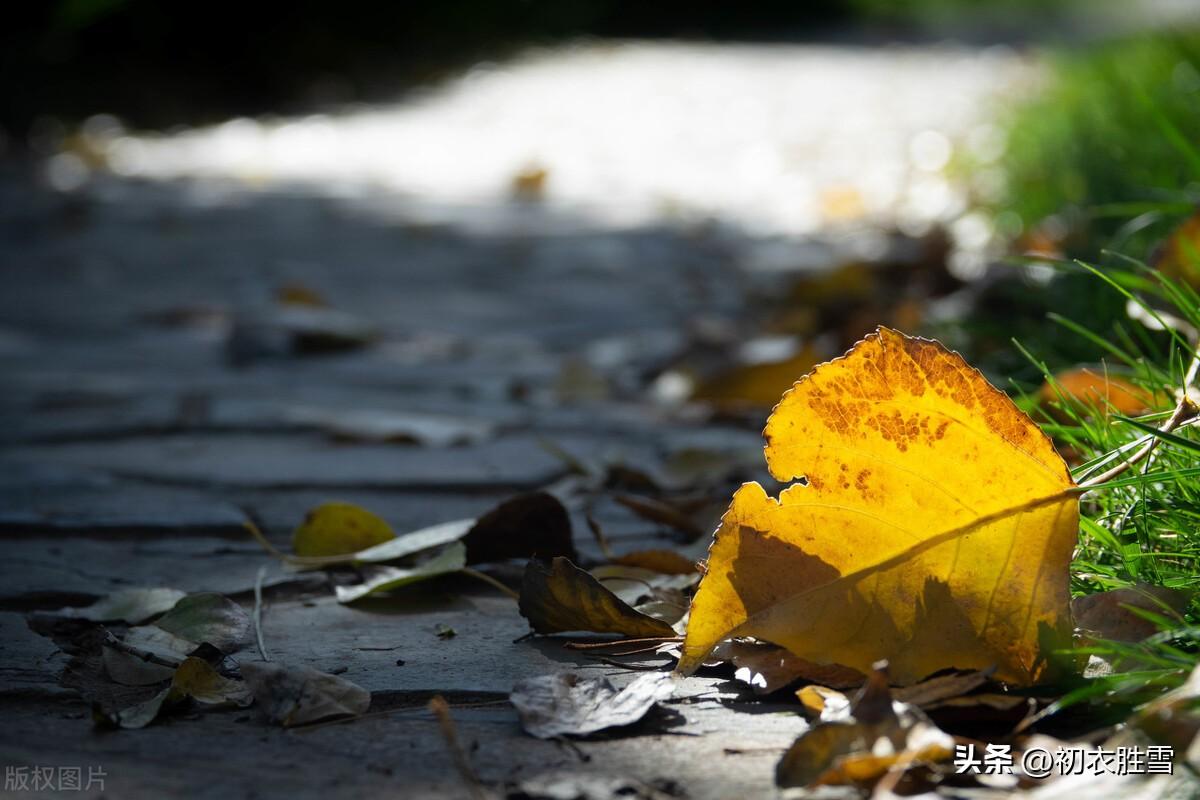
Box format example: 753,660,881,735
56,588,186,624
335,542,467,603
461,491,576,564
518,558,677,638
510,671,674,738
776,666,955,788
240,662,370,727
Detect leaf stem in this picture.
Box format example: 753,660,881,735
101,630,183,670
459,567,520,601
253,565,272,662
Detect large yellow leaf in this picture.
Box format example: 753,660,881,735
678,328,1078,685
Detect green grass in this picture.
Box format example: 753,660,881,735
1009,255,1200,719
964,31,1200,723
990,32,1200,255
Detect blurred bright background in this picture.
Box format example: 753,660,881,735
6,0,1198,259
4,0,1200,388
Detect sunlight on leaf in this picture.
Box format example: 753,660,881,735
679,327,1079,685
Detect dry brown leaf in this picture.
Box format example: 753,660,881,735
334,543,467,604
1073,584,1193,644
518,557,677,638
241,662,370,727
776,667,955,788
461,491,577,564
679,328,1078,685
510,672,674,739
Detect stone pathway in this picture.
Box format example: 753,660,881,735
2,41,1031,800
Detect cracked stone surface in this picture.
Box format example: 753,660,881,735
0,166,812,799
0,34,1049,799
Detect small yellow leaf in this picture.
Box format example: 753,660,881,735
693,345,821,410
292,502,395,557
519,557,677,638
679,328,1078,685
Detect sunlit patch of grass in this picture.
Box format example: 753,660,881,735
1011,256,1200,717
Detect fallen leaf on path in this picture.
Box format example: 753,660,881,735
776,666,955,788
240,662,370,727
1073,584,1192,644
796,685,852,721
172,656,253,707
293,502,396,557
510,671,674,738
226,305,376,363
119,625,198,663
519,558,677,638
353,519,474,564
286,492,574,570
461,491,577,565
155,593,253,654
101,655,253,729
102,639,177,686
104,686,176,729
335,543,467,603
56,588,186,624
680,328,1078,685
